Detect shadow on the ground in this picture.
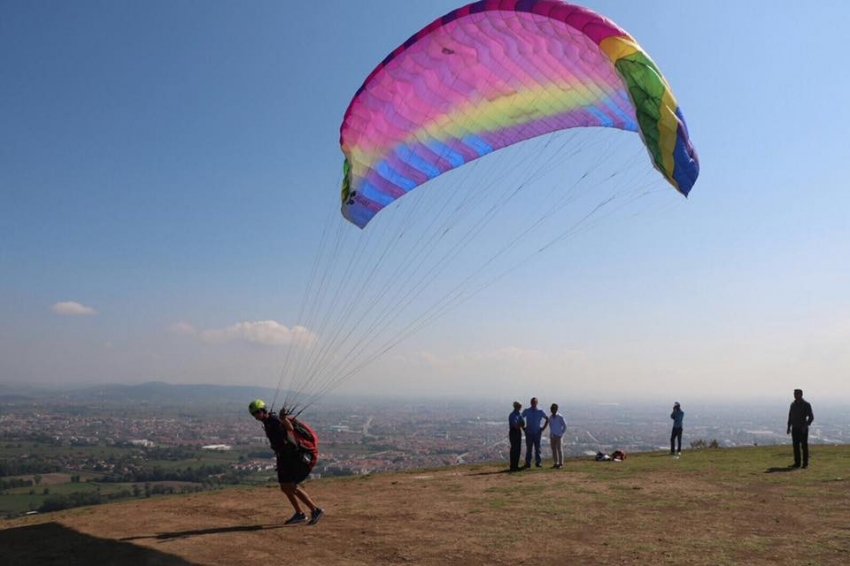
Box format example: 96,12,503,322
0,521,198,566
765,466,799,473
467,468,515,476
120,523,286,541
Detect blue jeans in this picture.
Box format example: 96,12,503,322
670,427,683,453
791,426,809,466
525,430,542,466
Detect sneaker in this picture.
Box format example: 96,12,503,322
285,512,307,525
308,508,324,525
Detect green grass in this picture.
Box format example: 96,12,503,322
0,480,211,516
0,439,265,517
497,446,850,564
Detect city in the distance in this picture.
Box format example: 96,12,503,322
2,381,847,519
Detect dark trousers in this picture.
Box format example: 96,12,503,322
670,427,683,453
525,430,542,466
791,427,809,466
509,429,522,470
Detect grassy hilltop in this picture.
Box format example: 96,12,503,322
1,445,848,566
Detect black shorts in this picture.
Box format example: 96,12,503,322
276,454,312,485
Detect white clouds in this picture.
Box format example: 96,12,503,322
51,301,97,316
200,321,291,346
171,320,316,347
169,321,197,336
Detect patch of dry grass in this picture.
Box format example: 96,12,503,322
2,445,848,565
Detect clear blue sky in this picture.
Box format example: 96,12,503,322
2,1,848,404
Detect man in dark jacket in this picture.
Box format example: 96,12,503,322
249,399,324,525
508,401,525,471
670,402,685,455
786,389,814,468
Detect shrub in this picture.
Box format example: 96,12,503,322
689,439,720,450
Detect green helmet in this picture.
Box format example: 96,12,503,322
248,399,267,415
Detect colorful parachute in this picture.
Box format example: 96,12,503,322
339,0,699,228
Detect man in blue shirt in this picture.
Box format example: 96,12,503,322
670,402,684,455
508,401,525,471
521,397,549,468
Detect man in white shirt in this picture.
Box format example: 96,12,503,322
548,403,567,468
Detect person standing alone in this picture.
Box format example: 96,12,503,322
787,389,814,468
670,402,684,455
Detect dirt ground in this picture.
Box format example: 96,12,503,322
2,446,848,566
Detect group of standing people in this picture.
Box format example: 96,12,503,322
508,397,567,471
508,389,815,471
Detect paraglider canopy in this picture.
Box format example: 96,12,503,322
275,1,700,415
339,0,699,228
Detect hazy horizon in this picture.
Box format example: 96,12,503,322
2,379,845,409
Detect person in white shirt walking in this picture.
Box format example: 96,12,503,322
548,403,567,468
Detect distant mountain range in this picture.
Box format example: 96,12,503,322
0,381,280,406
0,381,386,409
